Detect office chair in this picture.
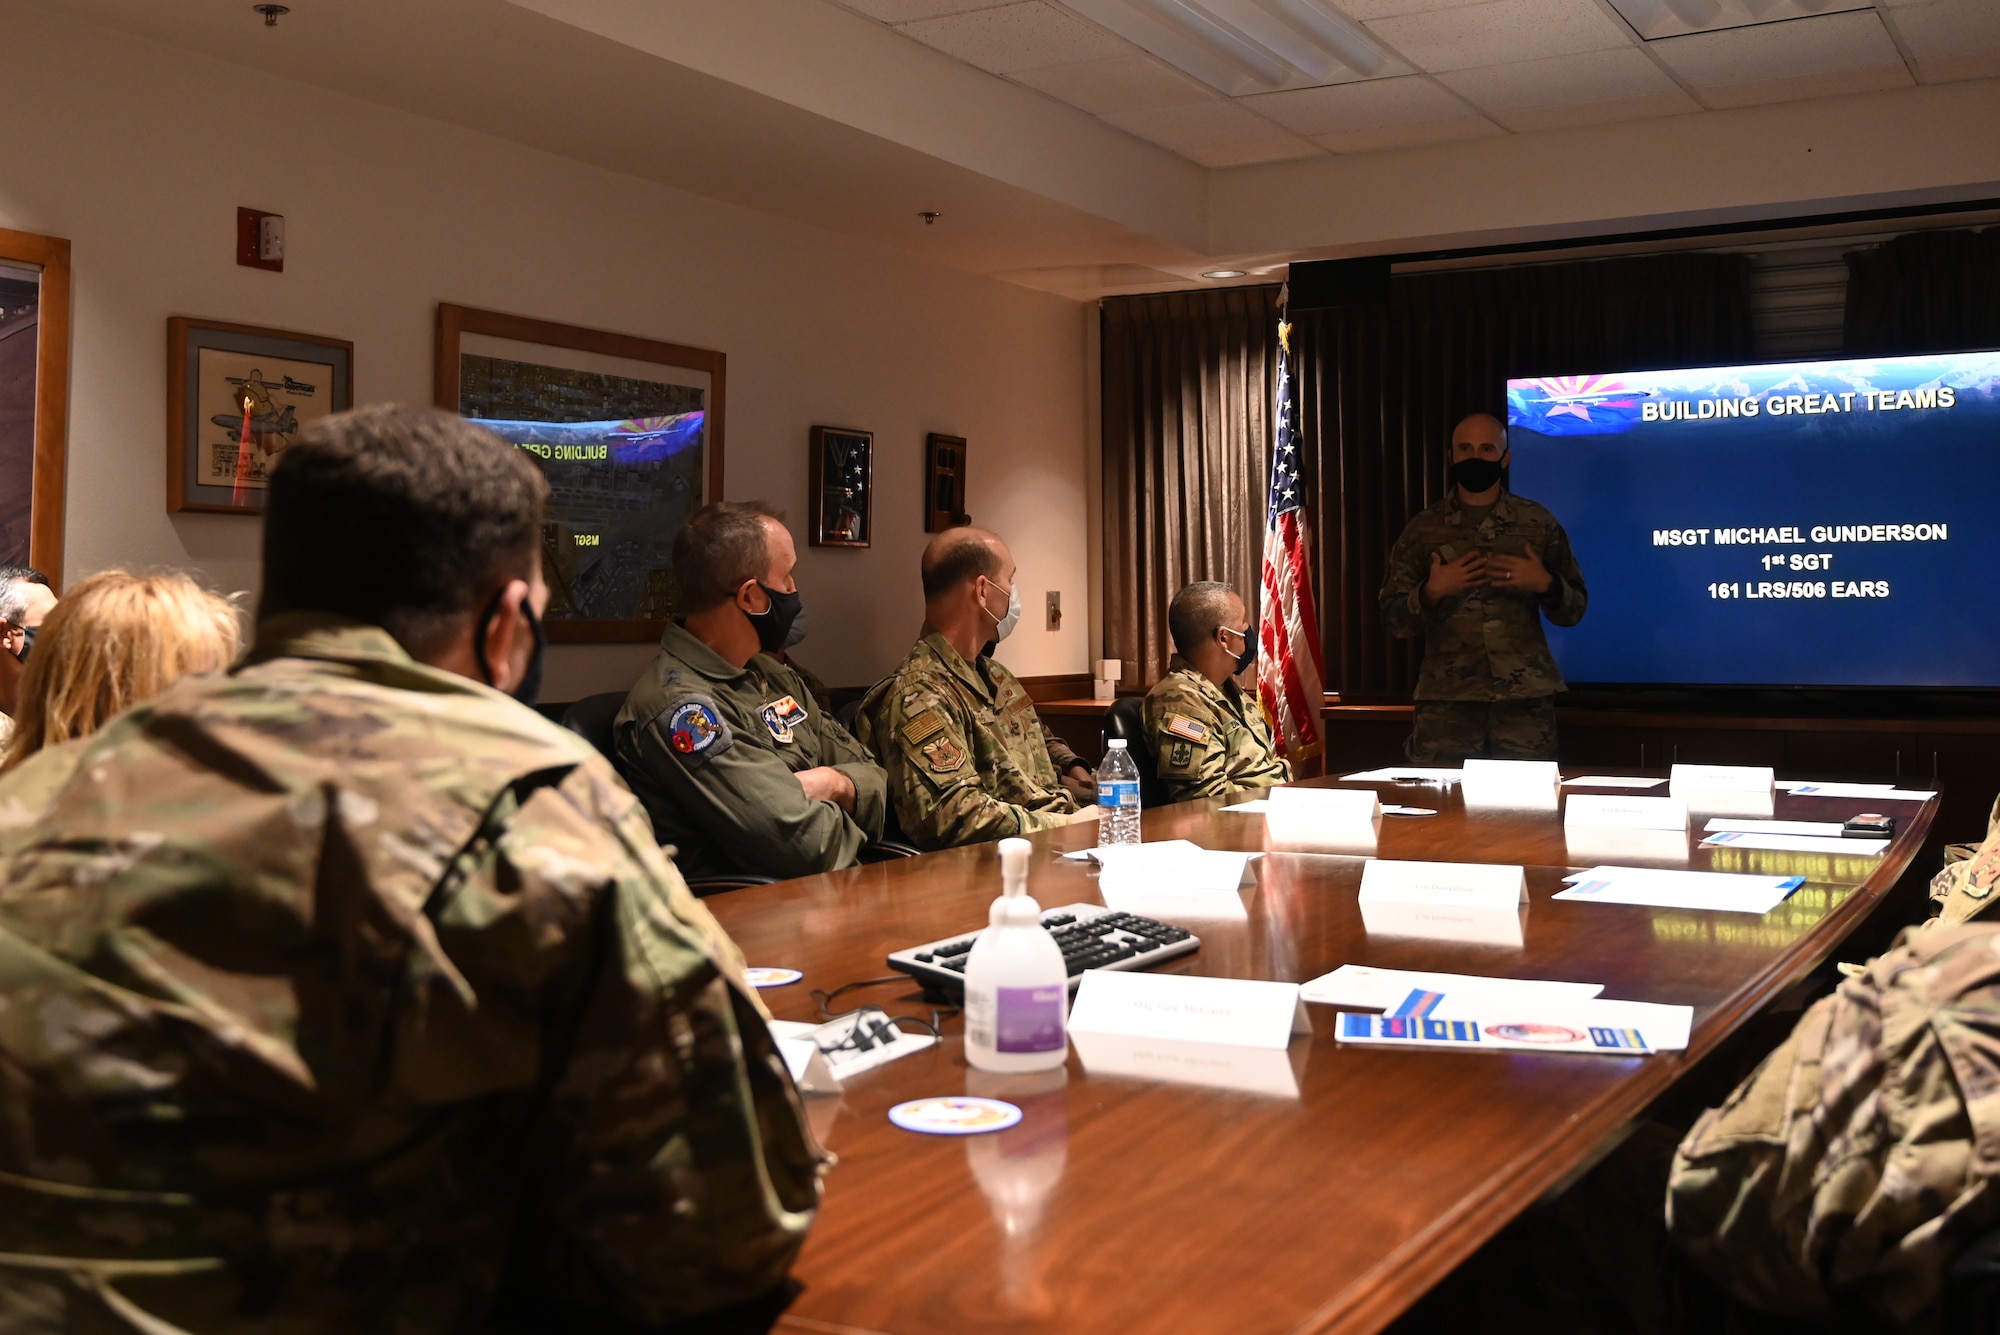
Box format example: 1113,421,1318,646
1103,695,1167,808
558,691,627,760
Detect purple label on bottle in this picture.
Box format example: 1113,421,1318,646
995,985,1067,1053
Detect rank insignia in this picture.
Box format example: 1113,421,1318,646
921,736,968,774
1165,714,1209,743
760,694,809,745
667,700,729,758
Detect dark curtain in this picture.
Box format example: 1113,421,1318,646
1298,253,1753,701
1101,287,1279,688
1844,227,2000,356
1101,253,1754,698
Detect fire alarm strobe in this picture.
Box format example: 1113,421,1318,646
237,208,284,272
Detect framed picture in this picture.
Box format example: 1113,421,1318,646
436,303,725,644
0,227,70,581
167,317,353,515
809,426,871,548
924,432,969,533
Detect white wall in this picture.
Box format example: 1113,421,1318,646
0,0,1091,699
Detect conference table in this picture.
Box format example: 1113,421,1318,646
706,772,1937,1335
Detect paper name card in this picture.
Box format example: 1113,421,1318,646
1070,1031,1302,1099
1670,764,1776,816
1358,860,1527,947
1335,1011,1653,1056
1461,759,1561,804
1300,965,1602,1012
1565,794,1689,831
1264,785,1381,846
1562,826,1691,866
1067,969,1310,1051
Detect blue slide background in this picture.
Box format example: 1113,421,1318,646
1506,351,2000,687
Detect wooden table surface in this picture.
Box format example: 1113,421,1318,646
707,774,1936,1335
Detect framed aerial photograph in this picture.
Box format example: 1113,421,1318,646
167,317,353,515
809,425,871,548
0,226,70,581
924,432,969,533
436,303,726,644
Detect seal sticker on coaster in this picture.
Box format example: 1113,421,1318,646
887,1096,1023,1136
744,968,803,988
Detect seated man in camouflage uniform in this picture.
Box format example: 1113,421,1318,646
1378,412,1587,763
858,527,1099,850
1667,921,2000,1332
615,501,885,879
1142,580,1287,802
0,407,823,1334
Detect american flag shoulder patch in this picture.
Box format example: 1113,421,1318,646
1165,714,1208,743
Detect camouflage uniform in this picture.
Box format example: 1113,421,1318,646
615,622,885,880
1667,923,2000,1332
1141,656,1288,802
856,630,1084,851
1379,491,1587,764
1930,795,2000,926
0,616,825,1334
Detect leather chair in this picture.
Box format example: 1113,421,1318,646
1103,695,1167,808
558,691,627,760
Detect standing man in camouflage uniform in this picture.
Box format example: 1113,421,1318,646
0,407,823,1334
1379,412,1587,763
858,527,1099,850
1143,580,1287,802
615,501,885,880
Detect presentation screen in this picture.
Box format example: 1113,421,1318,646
1506,349,2000,688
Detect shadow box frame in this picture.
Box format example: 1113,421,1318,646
0,226,71,583
808,425,872,549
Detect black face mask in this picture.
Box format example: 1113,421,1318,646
15,624,35,663
746,584,803,655
1224,628,1257,676
1451,456,1506,494
474,589,546,705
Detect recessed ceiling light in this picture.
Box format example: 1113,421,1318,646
1203,269,1247,279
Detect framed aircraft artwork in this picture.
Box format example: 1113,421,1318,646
167,316,353,515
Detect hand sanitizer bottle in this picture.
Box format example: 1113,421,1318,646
964,838,1069,1073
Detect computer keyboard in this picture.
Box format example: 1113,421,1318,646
887,903,1200,998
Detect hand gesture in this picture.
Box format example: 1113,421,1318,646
1486,542,1553,595
1423,549,1489,605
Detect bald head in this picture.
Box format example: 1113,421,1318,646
1450,413,1508,459
922,526,1007,601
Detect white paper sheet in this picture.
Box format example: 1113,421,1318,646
1562,776,1668,789
1340,767,1462,783
1777,782,1936,800
1555,865,1803,914
1705,818,1847,836
1700,830,1888,856
1299,965,1603,1011
1222,799,1271,813
1062,841,1258,892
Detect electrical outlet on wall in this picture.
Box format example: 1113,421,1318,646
1045,591,1061,631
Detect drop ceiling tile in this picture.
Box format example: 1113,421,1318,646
896,2,1130,74
1365,0,1633,73
1243,76,1504,151
833,0,1015,21
1604,0,1874,42
1887,0,2000,83
1652,10,1915,108
1010,53,1218,114
1439,47,1701,131
1101,100,1325,166
1339,0,1495,19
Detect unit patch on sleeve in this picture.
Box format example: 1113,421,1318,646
920,736,968,774
760,694,810,745
666,699,731,761
1163,739,1196,774
1165,714,1210,744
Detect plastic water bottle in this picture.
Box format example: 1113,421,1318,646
1097,739,1141,847
964,838,1069,1073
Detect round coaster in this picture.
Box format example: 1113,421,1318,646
887,1096,1023,1136
743,967,803,988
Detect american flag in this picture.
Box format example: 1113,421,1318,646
1257,312,1324,759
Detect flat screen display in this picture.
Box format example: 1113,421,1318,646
1506,350,2000,688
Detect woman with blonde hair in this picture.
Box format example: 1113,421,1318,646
0,569,242,773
